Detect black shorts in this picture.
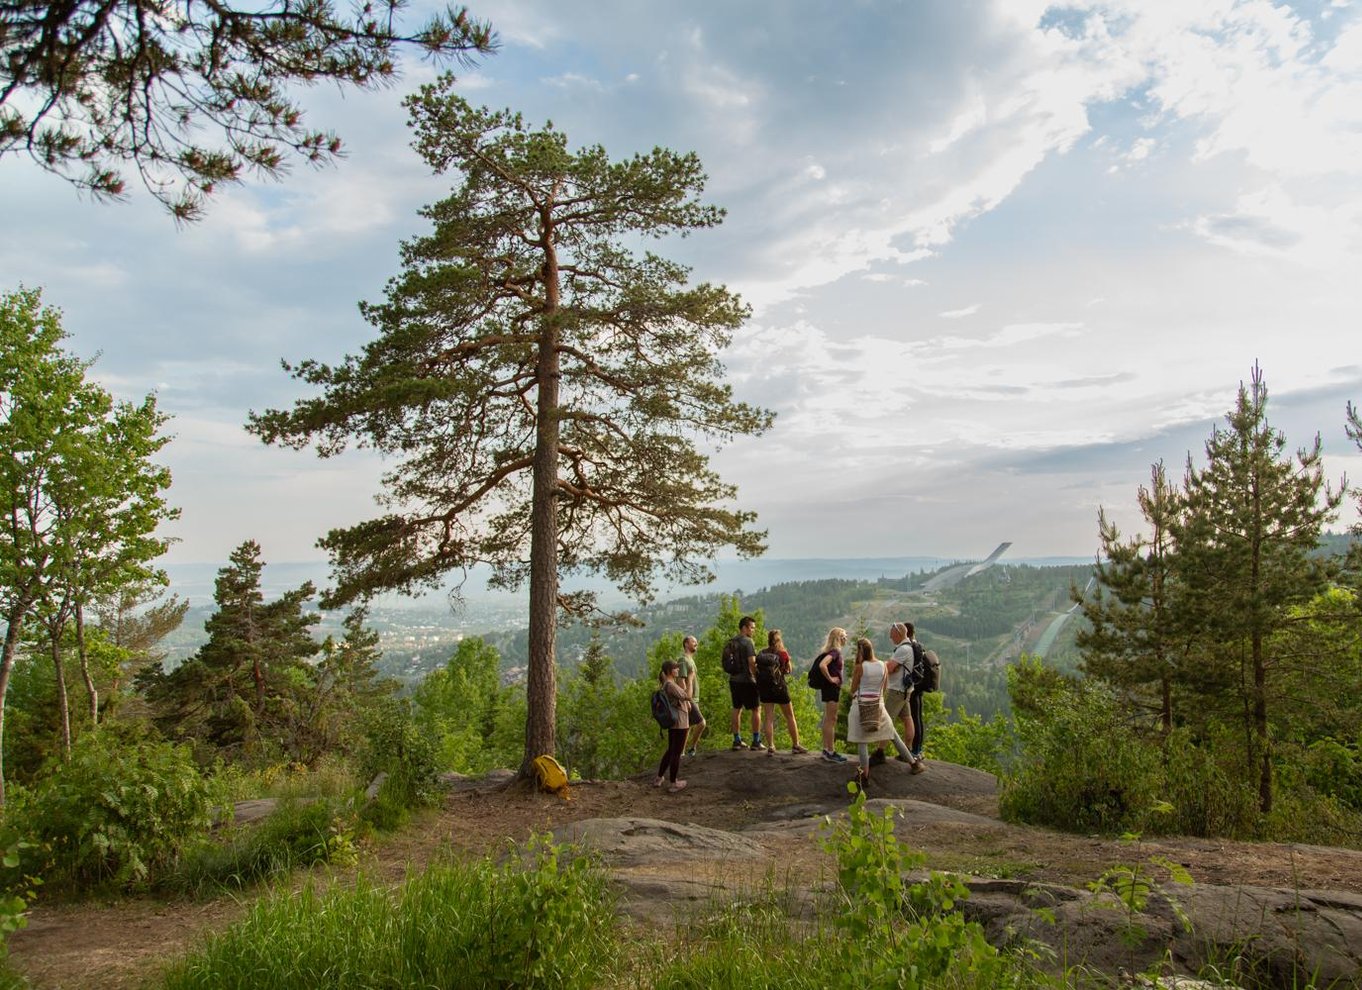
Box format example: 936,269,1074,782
728,680,759,710
819,683,842,705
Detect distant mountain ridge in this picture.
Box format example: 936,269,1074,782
162,553,1093,607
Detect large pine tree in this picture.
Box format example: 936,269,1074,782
250,77,773,775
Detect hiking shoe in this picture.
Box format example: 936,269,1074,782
910,759,927,775
894,753,913,764
822,750,848,764
791,744,809,755
869,749,886,766
731,738,748,750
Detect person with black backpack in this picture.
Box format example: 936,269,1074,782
904,621,929,765
652,660,694,792
871,622,926,773
723,616,762,750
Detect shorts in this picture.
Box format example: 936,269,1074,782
884,688,910,720
819,683,841,705
728,679,759,710
758,681,790,705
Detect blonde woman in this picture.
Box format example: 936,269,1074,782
812,626,849,763
756,629,807,755
846,638,914,788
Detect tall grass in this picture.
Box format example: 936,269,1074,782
158,837,616,990
161,799,357,898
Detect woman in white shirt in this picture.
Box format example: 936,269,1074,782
845,638,914,789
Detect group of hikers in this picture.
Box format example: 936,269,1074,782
653,617,931,793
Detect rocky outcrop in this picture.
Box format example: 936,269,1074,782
552,803,1362,989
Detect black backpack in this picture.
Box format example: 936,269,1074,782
755,650,785,691
806,651,829,689
650,688,678,730
909,640,927,686
721,636,746,676
921,649,942,693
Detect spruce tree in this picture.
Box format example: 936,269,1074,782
1077,462,1184,731
1173,365,1340,814
142,540,320,761
250,78,773,775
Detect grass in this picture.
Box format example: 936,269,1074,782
160,798,357,898
158,838,617,990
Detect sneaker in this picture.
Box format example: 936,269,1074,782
910,759,928,775
869,749,887,767
669,780,688,792
653,776,664,788
820,749,839,763
731,737,748,750
750,734,763,749
791,744,809,755
685,747,697,758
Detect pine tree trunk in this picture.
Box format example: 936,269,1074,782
1253,630,1272,814
522,212,562,777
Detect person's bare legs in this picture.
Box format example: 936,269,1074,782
821,700,838,753
780,702,801,749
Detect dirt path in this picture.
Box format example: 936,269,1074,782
10,754,1362,990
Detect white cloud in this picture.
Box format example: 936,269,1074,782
939,304,980,319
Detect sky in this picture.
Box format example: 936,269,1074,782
4,0,1362,579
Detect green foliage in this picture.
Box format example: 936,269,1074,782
357,699,440,819
1,286,176,807
1002,661,1164,835
412,636,517,774
159,836,616,990
138,542,387,770
818,790,1018,990
163,799,358,898
925,697,1015,775
0,830,40,955
1087,822,1193,965
557,648,657,779
13,728,211,889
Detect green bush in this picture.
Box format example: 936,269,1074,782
358,700,439,809
159,836,616,990
1001,680,1163,835
14,728,211,890
1158,727,1259,838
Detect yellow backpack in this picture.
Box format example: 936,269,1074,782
532,754,569,795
